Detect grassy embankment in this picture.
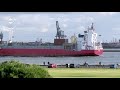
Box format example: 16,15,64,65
46,68,120,78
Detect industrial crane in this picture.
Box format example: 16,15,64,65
55,21,66,39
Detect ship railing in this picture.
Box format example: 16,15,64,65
95,42,102,46
2,45,64,49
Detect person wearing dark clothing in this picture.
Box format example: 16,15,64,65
43,62,45,65
99,62,101,65
84,62,87,65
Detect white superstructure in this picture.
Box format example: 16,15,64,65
77,23,103,51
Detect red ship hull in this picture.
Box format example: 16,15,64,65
0,48,103,57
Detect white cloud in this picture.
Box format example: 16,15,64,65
62,24,68,28
74,16,94,24
113,32,120,35
112,27,120,35
2,16,15,21
63,18,70,22
0,26,11,32
49,18,55,21
99,12,117,16
112,27,120,31
78,26,85,31
41,28,48,32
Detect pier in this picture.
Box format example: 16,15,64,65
103,49,120,52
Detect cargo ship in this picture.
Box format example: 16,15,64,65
0,21,103,57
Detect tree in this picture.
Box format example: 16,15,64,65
0,60,52,78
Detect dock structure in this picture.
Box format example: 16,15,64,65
103,49,120,52
40,64,120,69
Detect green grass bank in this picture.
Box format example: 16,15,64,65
46,68,120,78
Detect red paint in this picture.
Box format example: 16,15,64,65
0,48,103,57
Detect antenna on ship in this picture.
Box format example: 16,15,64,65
91,23,94,31
87,23,95,32
55,21,66,39
91,23,93,29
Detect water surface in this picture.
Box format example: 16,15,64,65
0,52,120,65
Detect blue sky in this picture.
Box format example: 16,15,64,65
0,12,119,43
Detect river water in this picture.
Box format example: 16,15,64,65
0,52,120,65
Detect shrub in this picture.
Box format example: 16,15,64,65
0,60,52,78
